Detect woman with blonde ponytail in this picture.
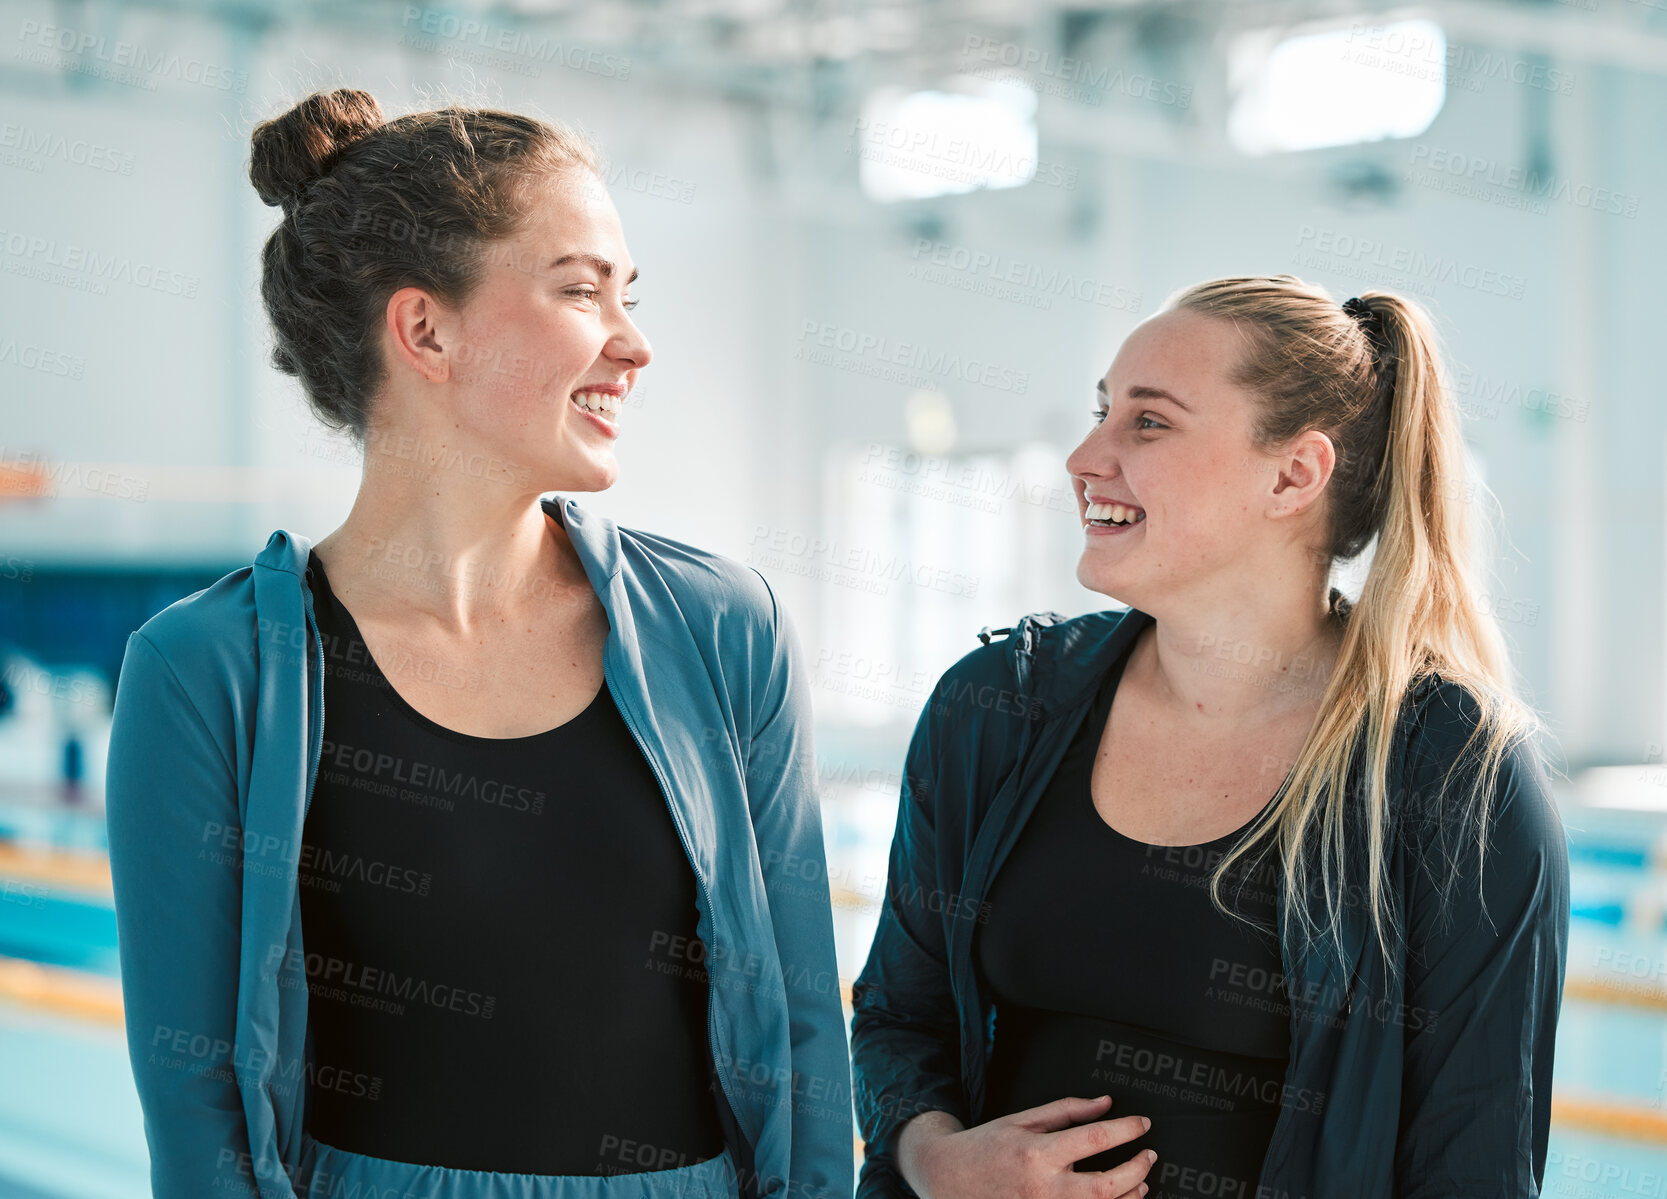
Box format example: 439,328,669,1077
851,274,1569,1199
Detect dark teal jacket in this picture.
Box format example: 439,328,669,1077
850,604,1568,1199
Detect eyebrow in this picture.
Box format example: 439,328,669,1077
549,252,639,285
1095,377,1193,414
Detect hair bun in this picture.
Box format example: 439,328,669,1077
249,88,385,209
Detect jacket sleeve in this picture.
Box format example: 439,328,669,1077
105,631,268,1199
848,668,971,1199
742,568,857,1199
1395,686,1570,1198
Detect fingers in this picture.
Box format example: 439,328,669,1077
1052,1113,1152,1164
1015,1093,1115,1133
1071,1145,1158,1198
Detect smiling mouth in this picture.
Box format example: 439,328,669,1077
571,389,624,419
1085,501,1145,528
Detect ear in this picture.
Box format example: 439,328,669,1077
1266,428,1336,520
385,286,453,384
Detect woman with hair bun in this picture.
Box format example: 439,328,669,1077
104,87,851,1199
851,276,1569,1199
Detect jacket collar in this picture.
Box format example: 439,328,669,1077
1000,607,1153,719
544,493,622,582
1008,586,1360,719
251,493,622,586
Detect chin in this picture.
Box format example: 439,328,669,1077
1082,555,1157,607
563,458,620,494
1075,558,1121,601
525,447,618,494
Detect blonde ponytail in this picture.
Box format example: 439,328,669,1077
1166,276,1552,968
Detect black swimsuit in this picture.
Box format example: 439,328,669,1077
297,549,725,1175
975,636,1292,1196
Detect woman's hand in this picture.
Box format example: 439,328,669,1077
898,1095,1156,1199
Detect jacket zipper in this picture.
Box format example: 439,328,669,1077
962,615,1045,1118
302,575,325,819
601,654,748,1159
962,713,1037,1122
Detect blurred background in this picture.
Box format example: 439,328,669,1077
0,0,1663,1194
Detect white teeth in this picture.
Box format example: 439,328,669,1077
571,391,622,416
1086,501,1144,525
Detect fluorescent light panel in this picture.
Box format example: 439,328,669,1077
1228,15,1447,155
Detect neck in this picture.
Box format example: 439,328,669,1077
312,428,586,633
1137,586,1345,727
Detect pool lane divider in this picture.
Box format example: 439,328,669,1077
1551,1094,1667,1144
0,841,111,898
0,955,122,1026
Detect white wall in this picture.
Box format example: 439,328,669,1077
0,1,1661,769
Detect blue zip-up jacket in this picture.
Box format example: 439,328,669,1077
104,494,855,1199
850,603,1569,1199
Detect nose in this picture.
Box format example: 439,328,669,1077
1065,426,1110,483
609,310,652,371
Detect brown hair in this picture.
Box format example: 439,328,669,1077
248,87,601,442
1164,275,1554,968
